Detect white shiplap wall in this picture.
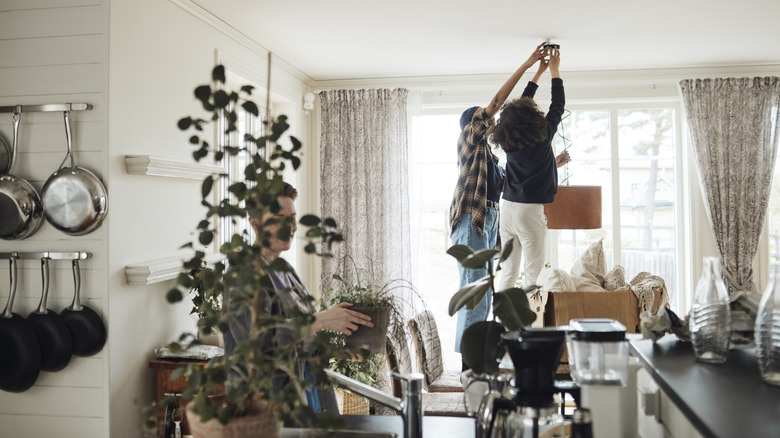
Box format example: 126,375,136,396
0,0,110,437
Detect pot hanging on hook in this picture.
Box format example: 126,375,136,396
41,111,108,235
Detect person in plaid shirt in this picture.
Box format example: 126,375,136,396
449,43,546,370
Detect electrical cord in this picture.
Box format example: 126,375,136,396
556,109,573,185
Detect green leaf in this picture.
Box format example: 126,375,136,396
199,231,213,245
166,288,183,303
446,244,474,262
497,238,514,265
201,176,214,199
212,65,226,83
460,321,506,375
178,117,193,130
290,136,302,151
299,214,321,226
194,85,211,102
241,101,259,117
492,288,537,331
448,276,490,316
461,248,499,270
213,90,230,108
240,85,255,95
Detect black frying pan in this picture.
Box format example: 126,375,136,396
27,257,73,372
61,259,106,356
0,256,41,392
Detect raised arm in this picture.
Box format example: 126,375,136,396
530,48,550,85
484,43,546,118
548,47,561,79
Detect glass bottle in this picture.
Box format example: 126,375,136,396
755,262,780,385
690,257,731,363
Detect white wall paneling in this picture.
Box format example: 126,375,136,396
0,0,110,436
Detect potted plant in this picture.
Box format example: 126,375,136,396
447,239,538,375
143,65,345,437
321,256,423,414
185,265,223,346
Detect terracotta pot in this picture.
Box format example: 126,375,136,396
344,306,391,354
185,397,280,438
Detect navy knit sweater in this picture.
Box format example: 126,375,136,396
502,78,565,204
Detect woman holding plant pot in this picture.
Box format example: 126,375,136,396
222,182,373,417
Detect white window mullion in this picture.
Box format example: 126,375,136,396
610,109,622,267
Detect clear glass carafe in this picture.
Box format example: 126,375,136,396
690,257,731,363
755,262,780,385
505,404,565,438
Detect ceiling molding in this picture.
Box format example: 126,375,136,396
168,0,315,86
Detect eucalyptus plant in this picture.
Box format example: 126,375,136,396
447,238,538,375
144,65,344,431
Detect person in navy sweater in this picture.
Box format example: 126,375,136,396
489,47,570,294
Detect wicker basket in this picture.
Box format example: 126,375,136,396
335,389,370,415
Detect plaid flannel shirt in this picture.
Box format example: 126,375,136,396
448,108,500,236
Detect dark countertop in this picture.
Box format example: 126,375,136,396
342,415,475,438
630,336,780,438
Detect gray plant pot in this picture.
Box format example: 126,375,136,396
344,307,391,354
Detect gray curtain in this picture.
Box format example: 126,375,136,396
319,88,411,289
680,77,780,294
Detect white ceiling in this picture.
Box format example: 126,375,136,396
193,0,780,81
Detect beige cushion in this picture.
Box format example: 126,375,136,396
408,310,463,393
539,267,576,292
569,238,607,290
603,264,627,291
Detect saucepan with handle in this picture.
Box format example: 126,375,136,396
0,256,42,392
0,110,44,240
41,111,108,235
61,258,106,356
27,257,73,372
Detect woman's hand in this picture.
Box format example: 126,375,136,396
555,150,571,168
530,49,549,84
549,48,561,78
521,42,546,70
312,302,373,335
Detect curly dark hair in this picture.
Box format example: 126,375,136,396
489,97,547,152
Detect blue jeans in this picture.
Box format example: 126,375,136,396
451,208,499,353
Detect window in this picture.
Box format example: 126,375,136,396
409,104,684,370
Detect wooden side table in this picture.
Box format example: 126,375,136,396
149,358,216,438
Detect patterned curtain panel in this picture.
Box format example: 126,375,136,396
319,88,411,290
680,77,780,294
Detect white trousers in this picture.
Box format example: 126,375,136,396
497,201,547,292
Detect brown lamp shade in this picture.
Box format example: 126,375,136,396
544,185,602,230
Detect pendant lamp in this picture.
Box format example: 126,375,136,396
544,185,602,230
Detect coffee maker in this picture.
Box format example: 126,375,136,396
474,327,580,438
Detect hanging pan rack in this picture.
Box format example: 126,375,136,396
0,252,91,261
0,103,92,114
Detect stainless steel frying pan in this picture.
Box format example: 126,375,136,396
41,111,107,235
0,111,44,240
